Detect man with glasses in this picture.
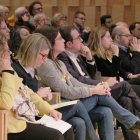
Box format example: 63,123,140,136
34,13,49,26
112,25,140,74
73,11,90,44
29,1,43,26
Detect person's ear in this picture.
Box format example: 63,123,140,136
115,35,120,42
66,41,72,49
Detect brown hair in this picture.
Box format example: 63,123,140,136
88,26,113,59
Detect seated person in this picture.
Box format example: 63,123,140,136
11,33,100,140
9,26,30,62
15,7,35,33
34,13,49,27
0,32,74,140
34,24,140,140
51,13,67,29
88,26,140,140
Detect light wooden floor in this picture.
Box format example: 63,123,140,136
114,129,124,140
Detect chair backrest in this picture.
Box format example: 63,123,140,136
0,110,7,140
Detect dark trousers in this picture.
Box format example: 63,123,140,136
8,123,74,140
111,81,140,140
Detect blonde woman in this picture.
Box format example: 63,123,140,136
51,13,67,29
88,26,140,140
0,32,74,140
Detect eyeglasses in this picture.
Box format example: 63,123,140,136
39,53,48,60
34,8,43,11
38,18,48,22
1,12,9,15
119,34,132,38
55,37,63,41
77,17,86,21
72,35,81,41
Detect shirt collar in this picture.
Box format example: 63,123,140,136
112,42,128,52
19,61,35,78
65,50,78,58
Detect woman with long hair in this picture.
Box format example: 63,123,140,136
88,26,140,140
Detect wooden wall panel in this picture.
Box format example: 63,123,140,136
0,0,140,29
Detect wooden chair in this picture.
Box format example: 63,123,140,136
0,110,7,140
47,92,61,105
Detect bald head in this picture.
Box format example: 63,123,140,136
112,26,131,47
116,22,128,28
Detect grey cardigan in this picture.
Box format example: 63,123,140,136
37,59,95,100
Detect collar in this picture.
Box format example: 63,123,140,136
65,50,78,59
73,23,84,33
112,42,128,52
19,61,35,78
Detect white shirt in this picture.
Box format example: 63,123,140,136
65,50,95,77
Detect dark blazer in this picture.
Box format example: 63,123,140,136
12,61,38,92
57,52,100,85
119,47,140,74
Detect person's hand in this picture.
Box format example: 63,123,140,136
130,37,140,52
83,27,91,33
37,87,52,100
90,83,111,96
1,58,11,71
128,74,140,79
50,110,62,121
21,14,29,21
106,77,118,87
110,44,119,56
78,45,93,60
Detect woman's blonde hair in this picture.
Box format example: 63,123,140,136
51,13,67,28
15,33,52,67
0,32,7,71
88,26,113,59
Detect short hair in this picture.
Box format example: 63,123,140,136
129,22,140,33
87,26,112,59
0,6,4,13
15,7,26,19
100,15,111,25
0,32,7,71
111,26,123,40
34,13,46,22
15,33,51,67
59,25,76,46
74,11,85,18
29,1,42,16
51,13,67,28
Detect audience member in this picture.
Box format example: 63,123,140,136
29,1,43,26
9,26,30,62
73,11,90,43
0,17,10,40
88,26,140,140
0,32,74,140
12,33,100,140
51,13,67,29
112,26,140,74
35,24,140,139
116,21,128,28
15,7,35,33
129,22,140,39
100,15,113,29
34,13,49,26
0,5,13,38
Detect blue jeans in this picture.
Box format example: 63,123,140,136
89,106,114,140
57,101,99,140
80,95,138,129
